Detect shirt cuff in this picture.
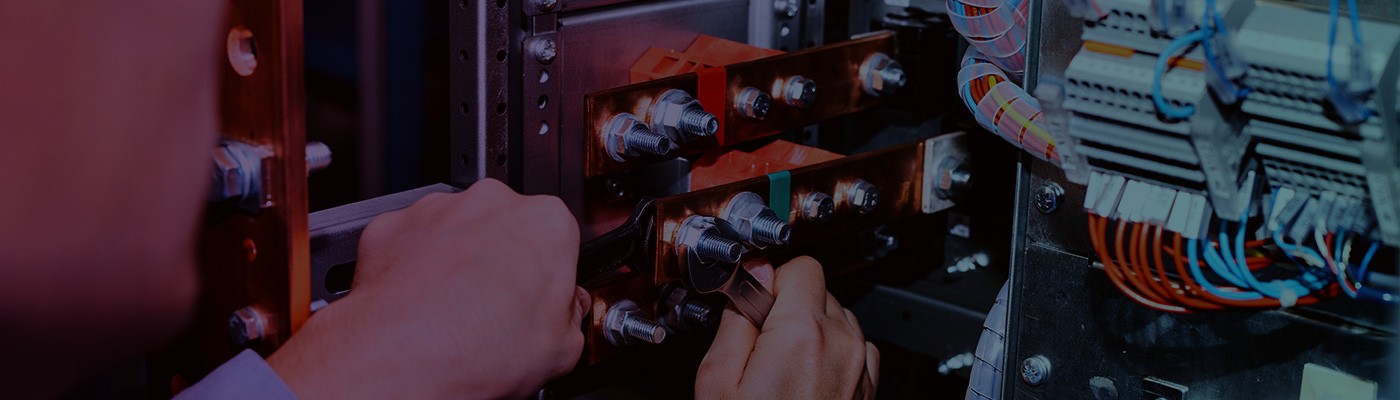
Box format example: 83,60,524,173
173,349,297,400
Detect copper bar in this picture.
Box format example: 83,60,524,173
584,32,897,178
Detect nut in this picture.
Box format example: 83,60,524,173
735,87,771,120
210,140,272,212
935,157,971,199
783,76,817,108
604,300,666,346
228,307,267,347
859,53,906,97
603,113,672,161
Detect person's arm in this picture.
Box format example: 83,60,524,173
697,257,880,400
264,179,592,399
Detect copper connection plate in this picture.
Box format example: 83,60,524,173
584,32,897,178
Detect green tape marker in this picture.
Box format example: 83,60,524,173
767,170,792,222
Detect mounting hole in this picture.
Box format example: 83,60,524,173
538,120,550,135
459,50,469,63
539,69,550,83
496,49,507,62
537,95,548,109
458,0,468,8
226,27,258,77
459,154,471,167
495,154,508,167
458,102,469,115
324,262,356,295
496,0,506,8
496,102,507,115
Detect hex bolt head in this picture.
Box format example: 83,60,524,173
605,300,667,346
1021,355,1052,386
783,76,818,108
801,192,835,223
935,157,972,200
228,307,267,347
604,113,673,161
859,53,907,97
529,38,557,65
649,89,717,142
1034,183,1065,214
736,87,771,120
720,192,792,247
210,140,272,212
773,0,799,18
844,179,880,214
532,0,559,13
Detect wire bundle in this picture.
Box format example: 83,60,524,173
949,0,1059,163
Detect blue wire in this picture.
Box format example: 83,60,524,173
1357,241,1380,283
1327,0,1340,87
1190,238,1264,301
1153,30,1206,119
1216,225,1248,286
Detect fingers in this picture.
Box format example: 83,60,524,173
863,342,881,400
697,307,760,397
569,287,590,331
742,259,775,292
771,256,828,317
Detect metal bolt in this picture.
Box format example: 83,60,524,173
696,231,744,264
681,300,716,327
1034,183,1065,214
210,140,272,212
773,0,799,18
783,76,817,108
530,38,557,65
649,89,718,142
800,192,835,224
866,226,899,259
721,192,792,247
305,141,332,176
531,0,559,13
1021,355,1052,386
735,87,771,120
844,179,879,214
605,300,667,346
604,113,672,161
859,53,906,97
228,307,267,347
935,157,971,199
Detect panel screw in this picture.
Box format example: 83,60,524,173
773,0,799,18
1021,355,1052,386
228,307,267,347
1034,183,1065,214
532,0,559,13
736,87,771,120
530,38,557,64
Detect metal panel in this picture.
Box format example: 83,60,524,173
449,0,512,187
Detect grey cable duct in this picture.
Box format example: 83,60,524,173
965,281,1009,400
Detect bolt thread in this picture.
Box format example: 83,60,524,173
880,68,907,90
696,232,743,264
752,214,791,245
681,301,714,326
678,106,718,137
623,128,672,156
621,316,666,344
305,142,332,175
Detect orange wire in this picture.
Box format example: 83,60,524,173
1119,221,1173,305
1090,215,1188,313
1152,226,1224,310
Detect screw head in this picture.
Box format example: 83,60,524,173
1033,183,1065,214
773,0,799,18
784,76,817,108
533,0,559,12
801,192,835,223
845,180,879,214
1020,355,1052,386
736,87,771,120
228,307,267,347
530,39,557,64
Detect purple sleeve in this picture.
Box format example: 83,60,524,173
173,349,297,400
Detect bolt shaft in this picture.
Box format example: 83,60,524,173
696,232,743,264
305,142,332,175
624,128,672,156
621,316,667,344
751,214,791,245
681,301,715,326
677,105,719,138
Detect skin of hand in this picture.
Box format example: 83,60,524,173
696,256,880,400
267,179,592,399
0,1,222,396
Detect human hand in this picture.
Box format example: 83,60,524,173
267,179,591,399
696,257,879,400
